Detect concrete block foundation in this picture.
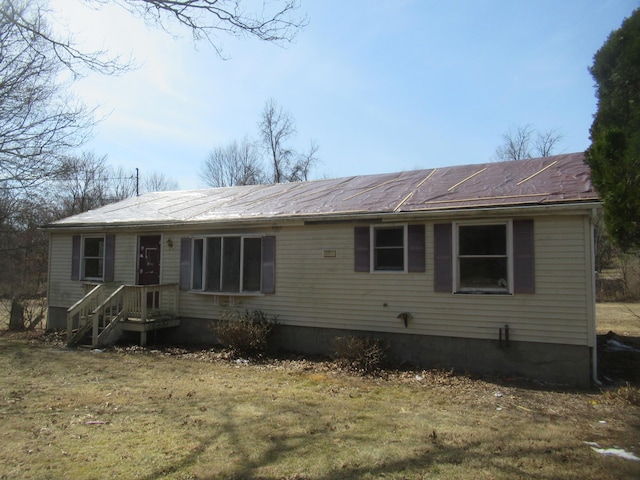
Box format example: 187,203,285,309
47,309,592,387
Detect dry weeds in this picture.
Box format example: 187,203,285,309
1,330,639,480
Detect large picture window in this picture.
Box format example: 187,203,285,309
191,236,263,293
456,223,509,293
82,236,105,280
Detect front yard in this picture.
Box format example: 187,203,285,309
1,303,639,480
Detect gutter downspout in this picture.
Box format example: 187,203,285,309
590,208,601,386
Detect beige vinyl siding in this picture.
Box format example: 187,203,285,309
172,214,592,347
48,232,139,307
48,234,84,307
113,233,137,284
49,212,594,347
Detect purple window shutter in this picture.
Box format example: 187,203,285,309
434,223,453,292
354,226,370,272
408,224,425,272
261,236,276,294
179,238,192,291
104,235,115,282
71,235,81,281
513,219,535,294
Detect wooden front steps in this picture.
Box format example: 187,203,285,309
66,284,179,348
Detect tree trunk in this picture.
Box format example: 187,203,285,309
9,299,25,331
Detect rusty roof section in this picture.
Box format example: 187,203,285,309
48,152,599,228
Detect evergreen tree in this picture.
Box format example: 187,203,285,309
585,9,640,251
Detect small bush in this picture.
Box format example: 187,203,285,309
211,310,276,358
333,335,386,375
603,383,640,406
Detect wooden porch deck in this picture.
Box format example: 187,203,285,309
66,283,180,348
120,316,181,346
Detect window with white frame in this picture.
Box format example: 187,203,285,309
455,222,511,293
82,236,105,280
191,236,262,293
373,225,406,271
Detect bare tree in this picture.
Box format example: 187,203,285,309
259,98,318,183
107,0,307,57
534,128,564,158
54,152,111,216
1,0,306,74
143,171,179,192
0,188,53,330
289,139,319,182
109,166,138,200
200,136,264,187
493,125,563,161
0,0,94,192
0,0,128,75
259,99,296,183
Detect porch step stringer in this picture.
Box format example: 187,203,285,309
67,318,94,347
95,310,125,347
90,285,126,348
67,285,106,348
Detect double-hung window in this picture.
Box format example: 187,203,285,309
82,236,105,280
71,234,114,282
191,236,263,293
455,222,511,293
373,226,406,271
434,220,534,294
354,224,425,273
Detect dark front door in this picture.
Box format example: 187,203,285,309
138,235,161,285
139,235,161,309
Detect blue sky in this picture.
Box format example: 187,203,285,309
50,1,638,190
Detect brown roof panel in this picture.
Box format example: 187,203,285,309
47,152,598,228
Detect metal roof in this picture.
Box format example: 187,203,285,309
47,152,598,229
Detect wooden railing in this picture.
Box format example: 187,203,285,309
92,285,126,344
67,284,105,337
67,283,179,347
123,284,179,322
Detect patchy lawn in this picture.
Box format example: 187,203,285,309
0,330,639,480
597,303,640,336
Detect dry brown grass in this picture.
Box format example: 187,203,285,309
597,303,640,336
1,333,639,480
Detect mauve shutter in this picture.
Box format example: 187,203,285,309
407,224,425,272
261,236,276,294
71,235,81,281
434,223,453,292
354,226,370,272
513,219,535,294
179,238,192,291
104,235,115,282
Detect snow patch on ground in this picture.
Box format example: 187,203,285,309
585,442,640,461
605,339,640,353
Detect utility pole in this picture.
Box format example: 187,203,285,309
136,168,139,196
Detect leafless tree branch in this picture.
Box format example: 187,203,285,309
94,0,307,57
